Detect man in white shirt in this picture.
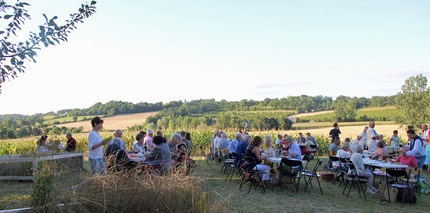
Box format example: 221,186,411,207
366,122,378,152
359,126,368,147
88,116,110,176
212,130,221,155
406,129,426,168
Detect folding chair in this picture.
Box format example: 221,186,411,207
302,159,324,194
342,159,368,200
239,156,266,194
277,158,303,194
380,168,415,207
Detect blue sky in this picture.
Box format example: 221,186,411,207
1,0,429,115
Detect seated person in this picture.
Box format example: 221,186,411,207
328,137,340,156
132,133,145,152
296,132,306,145
261,135,275,157
107,129,126,151
389,146,418,168
283,136,302,161
371,141,389,160
333,143,351,168
36,134,50,154
65,132,76,152
217,132,230,157
245,136,271,184
351,144,378,194
350,135,361,153
146,136,172,174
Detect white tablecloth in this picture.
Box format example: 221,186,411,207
363,158,409,169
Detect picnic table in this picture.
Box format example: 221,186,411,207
363,158,409,169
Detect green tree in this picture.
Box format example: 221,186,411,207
395,74,430,128
0,1,97,93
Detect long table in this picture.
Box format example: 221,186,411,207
363,158,409,169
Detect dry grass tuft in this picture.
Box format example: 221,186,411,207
63,173,227,213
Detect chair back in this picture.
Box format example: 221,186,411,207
345,159,359,176
339,157,349,171
329,156,340,162
309,144,318,149
310,159,323,174
241,155,256,172
386,168,409,183
281,158,303,167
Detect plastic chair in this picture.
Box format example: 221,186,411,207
302,159,324,194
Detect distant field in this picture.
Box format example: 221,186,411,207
293,121,395,129
44,115,91,125
291,110,334,118
253,123,408,141
56,112,158,131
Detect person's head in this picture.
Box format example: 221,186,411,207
334,137,340,145
140,131,147,137
136,133,144,143
407,129,416,140
91,116,104,129
40,134,48,141
369,121,375,128
147,129,154,136
243,134,252,144
407,125,414,130
298,132,303,137
214,130,220,137
114,129,123,138
283,134,289,140
333,123,338,128
277,134,283,140
264,135,272,147
399,146,410,156
66,132,72,139
422,124,428,130
153,136,165,145
250,136,263,148
364,126,368,132
221,132,227,139
345,137,351,143
306,135,312,141
235,132,242,141
393,130,398,135
356,144,364,154
357,135,362,140
284,136,294,148
341,143,350,151
377,141,384,148
156,130,163,137
180,131,187,138
172,132,182,143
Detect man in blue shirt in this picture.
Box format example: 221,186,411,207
285,136,302,161
234,134,251,167
228,132,242,157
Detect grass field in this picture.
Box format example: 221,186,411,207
43,116,91,125
55,112,158,131
1,158,428,212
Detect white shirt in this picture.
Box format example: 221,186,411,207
359,131,367,146
213,136,221,153
406,136,426,158
350,153,365,174
421,129,429,142
88,130,104,159
334,149,351,167
366,128,378,152
350,139,359,153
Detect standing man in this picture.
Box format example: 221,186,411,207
65,132,76,152
359,126,368,148
406,129,426,169
329,123,341,143
144,129,155,151
366,121,378,152
88,116,110,176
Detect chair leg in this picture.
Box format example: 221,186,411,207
360,183,366,200
342,179,349,195
346,182,354,198
316,177,323,195
380,185,387,204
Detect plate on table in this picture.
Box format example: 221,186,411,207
129,154,138,158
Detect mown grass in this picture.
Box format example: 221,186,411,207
43,116,90,125
195,158,429,213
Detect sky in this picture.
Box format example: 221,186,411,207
1,0,429,115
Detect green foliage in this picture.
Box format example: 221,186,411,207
333,99,357,122
0,1,97,93
298,107,400,123
31,161,55,208
395,74,430,128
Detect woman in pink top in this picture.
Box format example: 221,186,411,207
371,141,388,160
390,147,418,168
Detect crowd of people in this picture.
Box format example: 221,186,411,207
87,116,194,176
326,121,430,194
